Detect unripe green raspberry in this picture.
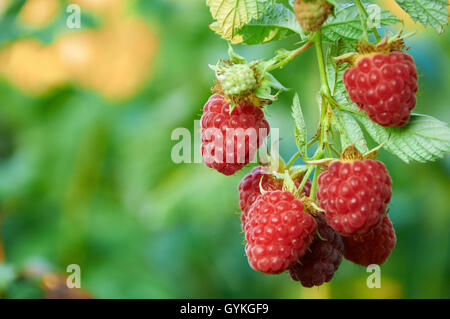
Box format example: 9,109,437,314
218,64,257,96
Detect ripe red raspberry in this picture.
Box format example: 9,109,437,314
245,191,317,274
343,51,418,127
317,159,392,236
200,94,270,176
238,166,312,227
343,216,396,266
289,214,344,287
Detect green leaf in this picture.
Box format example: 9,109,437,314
282,170,298,195
207,0,270,43
353,113,450,163
322,4,400,42
395,0,449,33
254,71,288,101
275,0,294,12
291,93,307,157
326,39,356,96
239,3,305,44
334,109,368,153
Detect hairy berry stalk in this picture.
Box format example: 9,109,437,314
304,30,332,200
354,0,382,42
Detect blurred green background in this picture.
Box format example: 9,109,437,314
0,0,449,298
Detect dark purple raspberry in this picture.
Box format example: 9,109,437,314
289,214,344,287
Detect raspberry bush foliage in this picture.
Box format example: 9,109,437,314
202,0,450,287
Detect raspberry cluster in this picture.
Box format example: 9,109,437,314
200,94,269,176
199,93,398,288
343,51,418,127
236,159,396,285
198,36,407,289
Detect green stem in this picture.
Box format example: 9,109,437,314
325,143,333,158
313,31,330,97
305,31,332,199
288,32,330,175
325,95,367,117
307,135,319,147
286,135,319,169
317,105,327,157
354,0,381,42
266,41,313,72
354,0,369,42
331,110,349,147
297,165,314,195
291,41,314,59
286,152,301,169
310,97,329,162
324,95,339,108
339,104,367,117
329,144,340,156
373,29,382,42
309,166,321,199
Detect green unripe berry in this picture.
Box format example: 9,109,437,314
218,64,257,96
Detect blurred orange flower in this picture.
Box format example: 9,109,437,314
0,39,67,95
0,1,159,100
